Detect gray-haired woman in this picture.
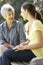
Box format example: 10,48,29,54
0,3,35,65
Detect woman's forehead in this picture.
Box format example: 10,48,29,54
7,10,14,14
21,7,24,11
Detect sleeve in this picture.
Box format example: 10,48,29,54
0,25,5,45
19,22,26,43
32,21,43,32
28,21,43,43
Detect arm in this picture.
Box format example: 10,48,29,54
13,22,27,50
3,42,14,48
20,40,29,46
19,22,26,43
13,30,43,51
0,26,14,49
24,30,43,50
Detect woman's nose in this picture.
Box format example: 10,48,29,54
10,14,14,18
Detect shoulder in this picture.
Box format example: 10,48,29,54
0,23,3,28
16,20,24,27
33,20,42,26
32,20,43,31
16,20,23,24
0,21,6,29
0,22,4,32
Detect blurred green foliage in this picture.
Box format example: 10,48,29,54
0,0,43,24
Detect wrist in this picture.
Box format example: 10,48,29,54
24,46,27,50
9,45,14,48
24,45,28,50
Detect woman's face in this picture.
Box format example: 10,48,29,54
5,10,14,23
20,7,28,21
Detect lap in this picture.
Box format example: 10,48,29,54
2,49,36,62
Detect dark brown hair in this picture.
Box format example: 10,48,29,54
21,2,43,23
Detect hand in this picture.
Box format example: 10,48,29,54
3,43,15,49
13,44,25,51
20,40,29,46
13,40,29,51
10,45,15,49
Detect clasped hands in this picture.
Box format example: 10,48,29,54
13,40,29,51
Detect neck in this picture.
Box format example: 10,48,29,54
27,14,36,23
28,16,36,23
7,21,13,29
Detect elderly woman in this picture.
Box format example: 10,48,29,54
0,3,36,65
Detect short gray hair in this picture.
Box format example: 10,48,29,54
1,3,15,19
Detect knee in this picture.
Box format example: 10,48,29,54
2,51,7,58
2,49,15,57
2,49,10,57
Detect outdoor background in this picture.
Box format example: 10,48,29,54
0,0,43,24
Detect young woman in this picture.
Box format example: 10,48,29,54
14,2,43,57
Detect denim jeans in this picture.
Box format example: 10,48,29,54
2,49,36,65
0,56,2,65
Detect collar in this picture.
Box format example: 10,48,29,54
3,20,16,30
